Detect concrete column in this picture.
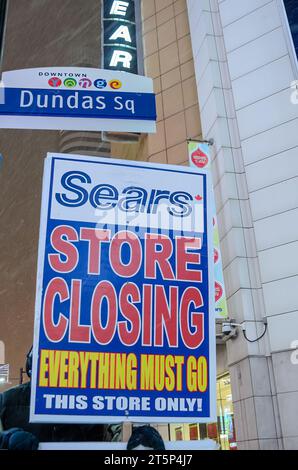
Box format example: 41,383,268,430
187,0,298,449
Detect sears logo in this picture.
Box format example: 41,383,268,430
55,171,193,217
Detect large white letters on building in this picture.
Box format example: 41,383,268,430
103,0,139,74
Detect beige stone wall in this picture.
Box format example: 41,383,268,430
142,0,201,164
112,0,202,164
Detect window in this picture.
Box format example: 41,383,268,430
284,0,298,58
169,374,237,450
0,363,9,385
0,0,6,60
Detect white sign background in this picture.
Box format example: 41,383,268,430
51,157,205,233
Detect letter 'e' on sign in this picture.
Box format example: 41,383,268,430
110,1,129,16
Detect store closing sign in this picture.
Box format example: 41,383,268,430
0,67,156,132
103,0,139,74
30,153,216,424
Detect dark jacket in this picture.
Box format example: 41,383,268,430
0,381,106,442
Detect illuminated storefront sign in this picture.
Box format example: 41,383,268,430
103,0,138,74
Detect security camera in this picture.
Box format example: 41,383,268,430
221,321,242,340
222,322,233,336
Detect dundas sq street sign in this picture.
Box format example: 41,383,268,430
0,67,156,133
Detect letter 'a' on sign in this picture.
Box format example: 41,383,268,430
109,25,132,43
0,67,156,133
30,153,216,425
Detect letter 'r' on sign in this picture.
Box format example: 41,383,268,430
110,1,129,16
110,51,133,69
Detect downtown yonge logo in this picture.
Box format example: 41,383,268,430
47,76,122,90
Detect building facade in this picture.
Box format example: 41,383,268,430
0,0,298,450
186,0,298,450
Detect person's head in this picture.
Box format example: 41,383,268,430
127,425,165,450
25,346,33,378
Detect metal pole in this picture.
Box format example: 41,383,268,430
19,367,24,384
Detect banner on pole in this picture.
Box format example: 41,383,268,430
30,153,216,424
0,68,156,133
188,141,228,319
